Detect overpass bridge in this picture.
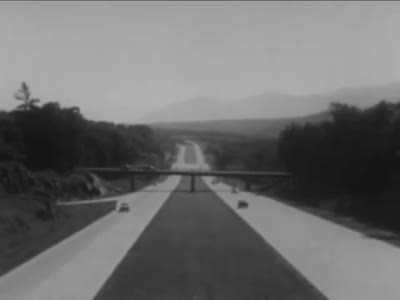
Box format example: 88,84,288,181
85,168,291,192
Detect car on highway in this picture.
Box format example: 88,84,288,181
118,202,130,213
237,200,248,209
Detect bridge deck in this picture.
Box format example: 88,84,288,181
85,168,291,177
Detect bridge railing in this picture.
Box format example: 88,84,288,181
84,168,291,193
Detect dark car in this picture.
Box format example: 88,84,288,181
237,200,249,209
118,202,130,212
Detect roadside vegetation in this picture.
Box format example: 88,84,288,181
278,101,400,231
204,137,281,171
2,82,176,171
0,199,115,276
0,82,177,274
196,100,400,235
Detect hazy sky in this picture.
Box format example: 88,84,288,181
1,1,400,122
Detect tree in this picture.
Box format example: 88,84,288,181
8,82,172,171
14,82,40,111
278,100,400,199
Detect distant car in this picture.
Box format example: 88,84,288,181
121,164,133,170
237,200,248,209
118,202,130,212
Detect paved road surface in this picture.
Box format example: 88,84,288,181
94,176,324,300
195,142,400,300
3,141,400,299
0,146,186,300
94,143,324,299
184,143,197,164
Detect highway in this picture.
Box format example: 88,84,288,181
197,142,400,300
94,149,323,299
0,147,185,300
2,142,400,299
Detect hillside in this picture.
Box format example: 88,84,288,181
145,82,400,123
151,111,330,138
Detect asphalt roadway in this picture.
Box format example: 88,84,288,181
0,143,326,300
94,146,325,300
3,142,400,299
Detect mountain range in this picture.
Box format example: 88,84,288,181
145,82,400,123
146,82,400,137
151,112,329,138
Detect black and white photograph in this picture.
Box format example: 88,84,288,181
0,1,400,299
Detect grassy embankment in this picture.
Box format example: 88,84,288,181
0,199,114,277
0,159,174,277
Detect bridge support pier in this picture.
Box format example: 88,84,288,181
245,181,251,191
130,175,136,192
190,175,195,193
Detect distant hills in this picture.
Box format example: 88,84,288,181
145,82,400,123
146,82,400,138
151,111,330,138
